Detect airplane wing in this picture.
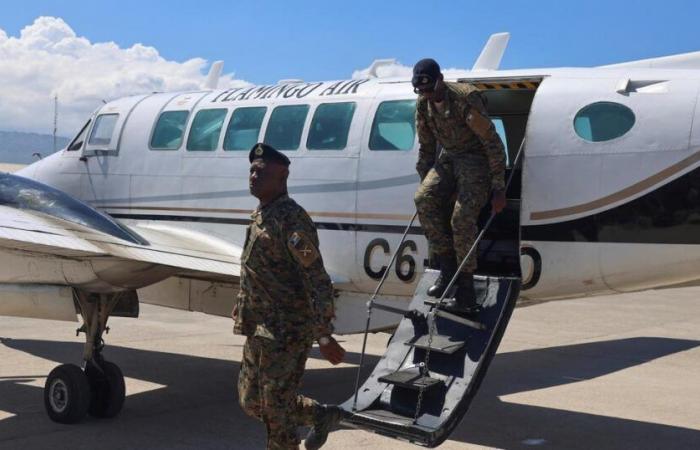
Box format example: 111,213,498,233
0,206,240,277
0,172,241,321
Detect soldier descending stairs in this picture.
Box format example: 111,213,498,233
339,135,525,447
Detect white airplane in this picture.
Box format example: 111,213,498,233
2,32,700,440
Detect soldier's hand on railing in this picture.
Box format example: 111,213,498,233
231,303,238,321
491,189,506,215
319,336,346,365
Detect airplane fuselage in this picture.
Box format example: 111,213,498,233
17,66,700,331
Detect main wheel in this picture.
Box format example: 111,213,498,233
86,360,125,418
44,364,91,424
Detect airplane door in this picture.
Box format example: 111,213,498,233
356,87,424,297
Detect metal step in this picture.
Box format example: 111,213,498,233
434,309,486,330
423,299,486,330
406,334,465,354
378,369,444,392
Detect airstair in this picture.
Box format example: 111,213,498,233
340,270,520,447
340,141,525,446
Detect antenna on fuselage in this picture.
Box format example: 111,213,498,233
205,60,224,89
367,58,397,78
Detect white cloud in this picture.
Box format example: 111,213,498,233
0,17,250,137
351,61,473,80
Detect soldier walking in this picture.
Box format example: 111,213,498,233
412,58,507,313
233,143,346,450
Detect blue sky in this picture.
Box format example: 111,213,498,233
3,0,700,84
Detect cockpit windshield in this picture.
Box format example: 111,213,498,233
0,173,148,245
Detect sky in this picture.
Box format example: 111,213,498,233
1,0,699,137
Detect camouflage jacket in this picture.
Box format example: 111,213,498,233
415,82,506,191
234,194,335,342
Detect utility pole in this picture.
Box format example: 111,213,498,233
52,94,58,153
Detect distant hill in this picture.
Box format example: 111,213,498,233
0,131,69,164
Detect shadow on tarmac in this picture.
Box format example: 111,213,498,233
0,336,698,449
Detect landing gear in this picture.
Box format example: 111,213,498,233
86,359,125,418
43,290,127,424
44,364,91,424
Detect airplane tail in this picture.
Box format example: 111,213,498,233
472,32,510,71
204,61,224,89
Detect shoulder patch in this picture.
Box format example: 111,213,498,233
466,107,492,139
288,231,320,267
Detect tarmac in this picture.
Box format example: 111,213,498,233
0,286,699,450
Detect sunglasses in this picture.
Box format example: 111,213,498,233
413,78,438,95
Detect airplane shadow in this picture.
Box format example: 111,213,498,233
0,336,698,449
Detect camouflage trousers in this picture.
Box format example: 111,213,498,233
414,152,490,273
238,335,318,450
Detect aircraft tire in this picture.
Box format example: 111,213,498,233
86,360,125,419
44,364,91,424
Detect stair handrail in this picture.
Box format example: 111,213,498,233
351,210,418,411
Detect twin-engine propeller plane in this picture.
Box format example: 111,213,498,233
3,32,700,445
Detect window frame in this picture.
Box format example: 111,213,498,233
149,110,191,151
186,108,229,152
368,99,417,151
85,113,120,151
573,101,636,143
66,120,92,152
306,101,357,151
263,104,311,151
489,116,510,167
223,106,268,151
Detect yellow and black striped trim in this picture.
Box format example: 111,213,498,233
468,80,541,91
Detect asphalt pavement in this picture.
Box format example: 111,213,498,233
1,286,699,449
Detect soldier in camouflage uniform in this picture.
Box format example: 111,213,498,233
412,58,507,313
233,143,346,450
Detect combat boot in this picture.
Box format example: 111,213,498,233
444,273,481,315
427,254,457,298
304,404,344,450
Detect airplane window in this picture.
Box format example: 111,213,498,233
151,111,189,150
307,102,356,150
264,105,310,151
369,100,416,151
88,114,119,147
67,120,91,151
0,173,147,245
491,117,509,166
224,107,267,151
187,109,227,151
574,102,635,142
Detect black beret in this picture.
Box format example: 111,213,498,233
412,58,441,89
248,142,291,167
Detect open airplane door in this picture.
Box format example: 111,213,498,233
341,270,520,447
